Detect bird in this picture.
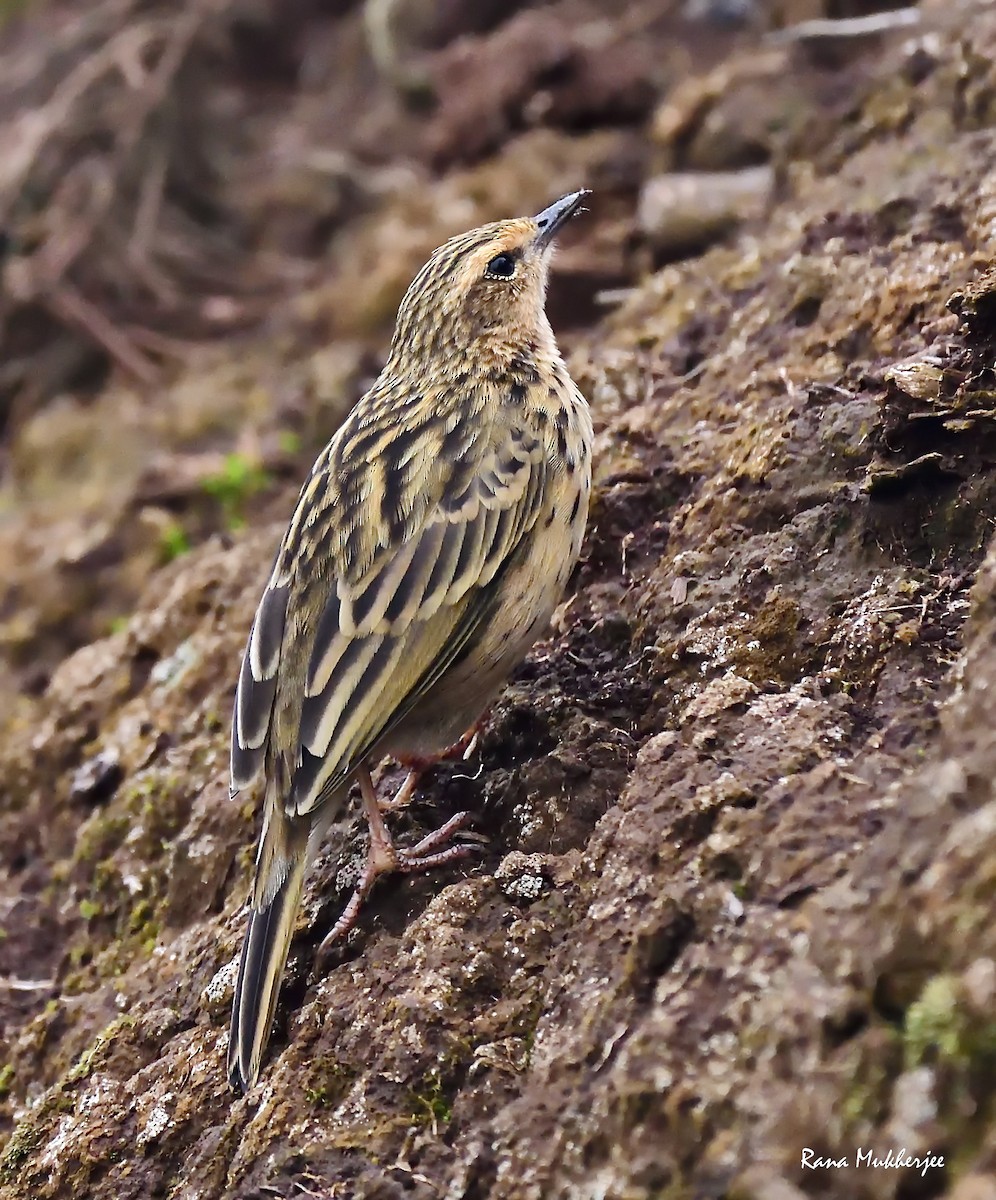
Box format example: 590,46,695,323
227,190,594,1093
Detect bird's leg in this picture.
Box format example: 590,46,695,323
320,766,475,946
445,708,490,761
380,709,492,814
378,766,422,815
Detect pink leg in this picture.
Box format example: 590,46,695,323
320,766,475,947
382,709,491,814
378,766,421,814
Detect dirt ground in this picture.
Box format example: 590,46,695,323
1,0,996,1197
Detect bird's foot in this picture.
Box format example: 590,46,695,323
396,810,475,866
320,772,479,947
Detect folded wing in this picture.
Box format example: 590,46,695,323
230,412,549,818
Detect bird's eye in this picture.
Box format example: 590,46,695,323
485,252,516,279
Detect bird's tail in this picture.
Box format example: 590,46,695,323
228,814,308,1093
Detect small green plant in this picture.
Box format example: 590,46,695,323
127,899,153,934
78,899,100,921
904,974,996,1069
202,453,271,530
303,1058,356,1110
408,1070,452,1132
159,521,190,563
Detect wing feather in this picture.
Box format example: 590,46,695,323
305,593,344,695
285,442,548,818
230,582,289,793
381,521,446,628
350,532,424,635
300,634,384,750
419,520,468,617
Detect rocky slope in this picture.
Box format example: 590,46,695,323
1,1,995,1198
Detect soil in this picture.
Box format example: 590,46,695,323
2,1,996,1198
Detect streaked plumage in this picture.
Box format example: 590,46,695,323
228,192,593,1092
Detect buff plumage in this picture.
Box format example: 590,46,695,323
227,192,593,1092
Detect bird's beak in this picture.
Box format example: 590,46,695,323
533,190,589,249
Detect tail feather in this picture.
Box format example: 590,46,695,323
228,838,307,1093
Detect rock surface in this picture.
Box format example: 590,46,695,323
2,1,996,1198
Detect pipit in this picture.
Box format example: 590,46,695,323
227,191,593,1092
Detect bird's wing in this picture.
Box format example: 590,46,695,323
230,561,289,796
230,407,550,817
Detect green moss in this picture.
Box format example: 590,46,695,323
0,1016,135,1185
732,591,807,685
894,973,996,1179
302,1057,357,1110
74,770,189,879
128,897,160,952
69,782,178,982
904,974,996,1069
73,811,130,867
92,859,120,893
0,1117,42,1184
64,1015,135,1087
0,1063,14,1099
128,899,153,933
840,1033,900,1129
407,1069,453,1130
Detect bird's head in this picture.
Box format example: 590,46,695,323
388,191,589,370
